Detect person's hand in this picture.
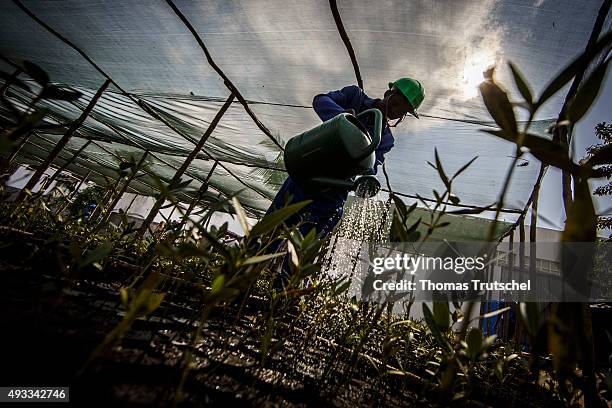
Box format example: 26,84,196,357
344,108,356,116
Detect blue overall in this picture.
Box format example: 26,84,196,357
265,85,395,239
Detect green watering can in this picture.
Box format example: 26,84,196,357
283,108,383,198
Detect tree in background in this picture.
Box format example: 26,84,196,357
584,122,611,236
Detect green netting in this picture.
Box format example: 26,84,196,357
0,0,608,217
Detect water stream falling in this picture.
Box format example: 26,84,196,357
322,191,393,295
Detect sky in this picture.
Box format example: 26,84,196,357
534,69,611,235
1,0,610,238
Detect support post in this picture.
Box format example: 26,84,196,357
89,175,122,222
176,160,218,232
529,185,540,293
17,79,111,201
503,229,515,341
96,151,149,230
125,193,138,214
6,132,33,166
137,93,234,238
39,139,92,194
54,169,91,217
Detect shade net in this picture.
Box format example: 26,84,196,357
0,0,608,217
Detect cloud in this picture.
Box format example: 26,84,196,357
414,1,506,113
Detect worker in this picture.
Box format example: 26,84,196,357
266,78,425,286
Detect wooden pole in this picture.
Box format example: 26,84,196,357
88,176,122,222
176,161,219,233
39,139,92,194
137,93,234,238
54,169,91,217
125,193,138,214
529,185,540,294
17,79,111,201
6,132,33,165
96,151,149,230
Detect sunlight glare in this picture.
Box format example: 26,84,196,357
461,51,497,99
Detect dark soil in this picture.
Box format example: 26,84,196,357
0,228,569,407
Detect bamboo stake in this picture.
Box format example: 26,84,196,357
38,140,92,195
6,132,33,165
176,161,218,233
16,79,111,201
137,94,234,238
95,151,149,230
54,169,91,217
89,175,122,222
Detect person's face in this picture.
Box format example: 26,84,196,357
383,87,414,120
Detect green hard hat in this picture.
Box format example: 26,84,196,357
388,77,425,119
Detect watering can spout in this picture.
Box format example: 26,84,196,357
354,175,380,198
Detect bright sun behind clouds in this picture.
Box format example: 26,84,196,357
460,50,498,99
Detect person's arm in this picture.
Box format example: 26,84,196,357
363,129,394,175
312,85,361,122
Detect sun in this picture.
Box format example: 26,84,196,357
460,51,497,99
